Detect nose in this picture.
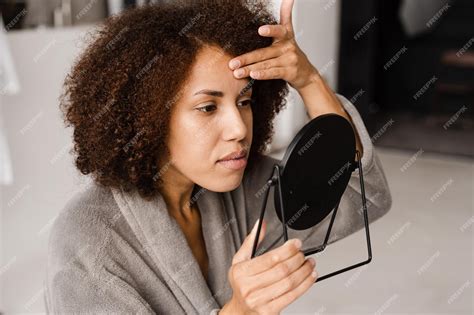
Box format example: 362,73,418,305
221,102,249,142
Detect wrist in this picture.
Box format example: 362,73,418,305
298,74,345,119
220,296,242,315
297,68,321,92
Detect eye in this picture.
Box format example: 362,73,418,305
238,99,253,107
196,104,217,113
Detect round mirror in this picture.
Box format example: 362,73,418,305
274,113,356,230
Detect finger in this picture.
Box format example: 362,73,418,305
258,25,289,40
232,219,266,264
246,249,309,292
238,238,302,276
280,0,294,27
228,46,283,70
267,263,317,310
250,67,286,80
249,257,316,306
233,58,283,79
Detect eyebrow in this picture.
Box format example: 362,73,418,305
193,85,253,97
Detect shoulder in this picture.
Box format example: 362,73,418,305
47,182,122,274
45,183,156,313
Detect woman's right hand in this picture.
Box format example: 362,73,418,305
221,219,318,315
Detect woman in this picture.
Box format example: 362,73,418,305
45,0,392,314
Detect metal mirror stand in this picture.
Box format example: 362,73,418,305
250,150,372,283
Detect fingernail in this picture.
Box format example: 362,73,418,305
311,270,317,279
292,238,302,249
235,69,245,78
259,26,269,35
229,60,240,70
308,257,316,267
252,219,259,232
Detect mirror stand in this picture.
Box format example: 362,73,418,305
251,150,372,283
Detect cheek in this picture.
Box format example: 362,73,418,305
170,115,218,167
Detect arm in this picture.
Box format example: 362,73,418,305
297,72,364,162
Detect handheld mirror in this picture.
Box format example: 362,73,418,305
251,113,372,283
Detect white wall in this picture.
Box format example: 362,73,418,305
267,0,341,159
0,24,94,313
0,1,341,312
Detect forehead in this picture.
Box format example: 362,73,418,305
182,45,251,96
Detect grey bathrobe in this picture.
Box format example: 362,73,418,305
44,94,392,314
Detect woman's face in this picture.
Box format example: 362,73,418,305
163,45,254,192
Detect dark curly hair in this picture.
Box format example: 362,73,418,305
60,0,289,200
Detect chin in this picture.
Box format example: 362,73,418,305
207,172,245,192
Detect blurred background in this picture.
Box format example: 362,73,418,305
0,0,472,314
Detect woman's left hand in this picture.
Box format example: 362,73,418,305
228,0,318,91
228,0,364,156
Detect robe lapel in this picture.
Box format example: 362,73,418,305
111,186,220,314
196,186,234,307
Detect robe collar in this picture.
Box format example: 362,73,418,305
111,184,234,313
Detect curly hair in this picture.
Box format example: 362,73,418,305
60,0,289,200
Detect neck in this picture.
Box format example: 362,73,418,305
156,156,201,219
159,183,197,218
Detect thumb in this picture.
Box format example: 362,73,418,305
233,219,266,264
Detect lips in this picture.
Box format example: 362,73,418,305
218,149,247,162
